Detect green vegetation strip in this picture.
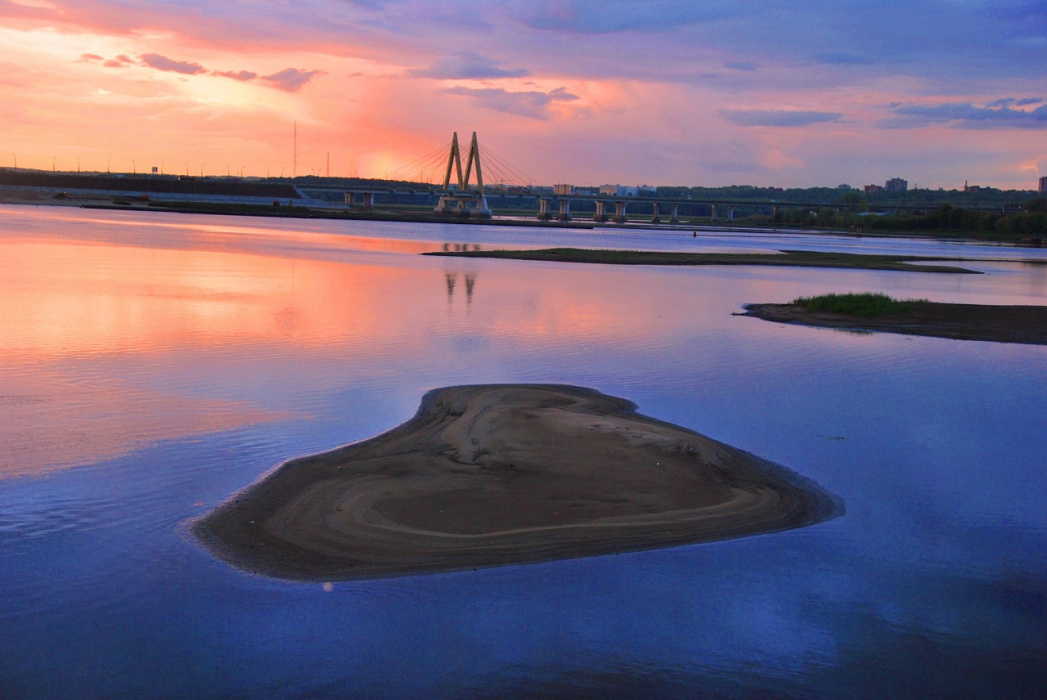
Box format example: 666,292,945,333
424,247,980,274
791,293,927,317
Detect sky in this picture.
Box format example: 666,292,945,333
1,0,1045,189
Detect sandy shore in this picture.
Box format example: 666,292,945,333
192,385,841,581
741,302,1047,345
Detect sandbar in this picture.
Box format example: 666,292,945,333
424,247,981,273
192,385,841,581
741,302,1047,345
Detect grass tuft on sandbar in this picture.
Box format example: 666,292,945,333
791,292,927,317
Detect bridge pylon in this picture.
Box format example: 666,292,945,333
435,131,491,218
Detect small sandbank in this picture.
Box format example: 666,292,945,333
424,247,982,273
741,302,1047,345
192,385,841,581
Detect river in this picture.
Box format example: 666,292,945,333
1,205,1044,698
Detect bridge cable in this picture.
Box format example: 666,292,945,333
387,141,454,183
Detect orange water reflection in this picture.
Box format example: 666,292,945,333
0,224,700,476
0,238,422,357
1,233,686,362
0,235,429,476
0,365,282,478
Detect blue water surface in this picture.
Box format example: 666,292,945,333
0,205,1044,699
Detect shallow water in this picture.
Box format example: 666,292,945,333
1,205,1045,699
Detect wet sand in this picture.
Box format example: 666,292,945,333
741,302,1047,345
192,385,841,581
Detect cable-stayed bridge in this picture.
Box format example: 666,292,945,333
300,132,759,223
297,133,1022,224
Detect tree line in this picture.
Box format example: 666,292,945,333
771,198,1047,240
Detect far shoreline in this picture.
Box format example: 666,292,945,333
1,196,1043,247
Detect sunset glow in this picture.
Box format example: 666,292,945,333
2,1,1045,188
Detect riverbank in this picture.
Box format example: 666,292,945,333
740,301,1047,345
425,247,983,273
2,194,1042,245
85,201,602,228
192,385,841,581
0,193,600,229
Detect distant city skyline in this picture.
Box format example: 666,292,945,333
1,1,1044,190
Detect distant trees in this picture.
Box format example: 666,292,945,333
764,199,1046,240
654,184,1036,210
837,191,866,208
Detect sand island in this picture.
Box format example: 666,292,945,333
423,247,982,273
742,300,1047,345
193,385,841,581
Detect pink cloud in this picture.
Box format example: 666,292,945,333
443,85,577,120
77,46,317,93
139,53,207,75
410,52,530,80
720,109,843,127
82,54,134,69
884,100,1047,130
262,68,321,92
213,69,258,82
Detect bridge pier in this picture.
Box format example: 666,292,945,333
613,200,628,224
435,193,491,217
593,200,608,223
727,206,735,222
670,204,679,224
710,204,717,221
363,192,375,209
651,202,661,224
556,198,571,221
434,195,455,214
537,198,552,220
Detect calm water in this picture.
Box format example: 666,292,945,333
1,205,1045,699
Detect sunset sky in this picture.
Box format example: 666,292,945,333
1,0,1044,189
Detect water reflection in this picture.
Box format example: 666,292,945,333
441,242,482,252
445,272,478,306
0,235,433,475
0,237,447,359
0,364,281,477
465,273,476,305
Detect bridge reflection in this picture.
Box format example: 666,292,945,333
445,272,477,306
442,243,482,253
